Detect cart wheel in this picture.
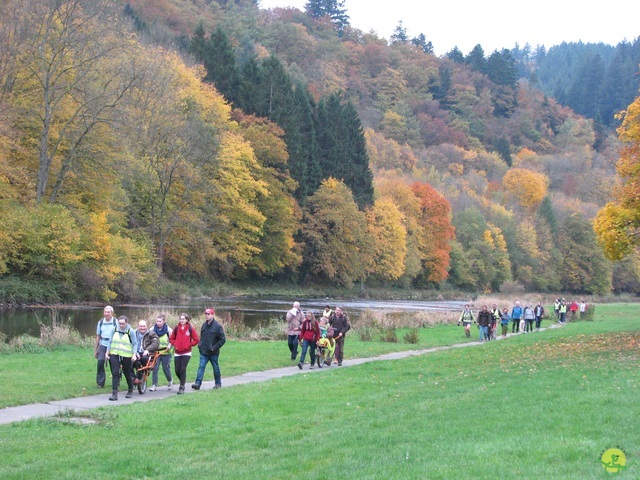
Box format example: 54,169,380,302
138,377,147,394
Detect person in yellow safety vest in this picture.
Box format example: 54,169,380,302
322,305,333,319
106,316,138,401
150,314,173,391
458,304,475,338
558,299,568,324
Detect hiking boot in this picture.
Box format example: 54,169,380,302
125,390,133,398
337,362,342,366
213,384,221,389
297,362,303,370
309,365,314,369
109,390,118,401
191,383,201,390
177,386,185,395
149,384,157,391
167,381,173,390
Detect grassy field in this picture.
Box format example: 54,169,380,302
1,304,638,479
0,316,483,409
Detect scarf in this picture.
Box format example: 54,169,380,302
154,323,169,337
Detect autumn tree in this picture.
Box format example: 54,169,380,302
366,198,407,281
119,51,226,274
560,214,611,294
502,167,548,211
300,178,371,287
594,94,640,260
13,0,138,203
411,182,454,285
234,112,302,277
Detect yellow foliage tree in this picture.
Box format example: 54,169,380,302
594,95,640,260
366,198,407,280
502,167,548,211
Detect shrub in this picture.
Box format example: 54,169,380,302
403,328,420,344
356,325,377,342
380,327,398,343
580,304,596,321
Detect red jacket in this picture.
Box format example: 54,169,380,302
299,318,320,342
170,323,200,354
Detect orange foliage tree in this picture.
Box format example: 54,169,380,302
411,182,455,283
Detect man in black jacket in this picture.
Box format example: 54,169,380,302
329,307,350,366
476,305,492,342
192,308,226,390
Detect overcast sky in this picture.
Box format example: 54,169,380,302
258,0,639,55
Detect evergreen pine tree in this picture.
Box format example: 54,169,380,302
203,28,241,105
304,0,350,34
466,44,487,74
189,22,207,63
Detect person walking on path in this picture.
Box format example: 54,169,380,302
523,304,535,333
511,301,523,333
534,302,545,331
329,307,351,366
458,304,475,338
558,300,568,324
94,306,117,388
286,302,304,361
490,304,500,340
298,311,320,370
476,305,492,342
106,316,138,401
499,308,510,338
151,314,173,391
192,308,226,390
169,313,199,395
579,300,587,318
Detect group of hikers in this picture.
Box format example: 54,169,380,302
286,302,351,369
458,298,588,341
95,298,586,398
94,306,226,401
94,301,352,400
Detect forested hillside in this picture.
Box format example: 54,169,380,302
0,0,638,303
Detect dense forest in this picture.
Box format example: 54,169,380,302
0,0,638,303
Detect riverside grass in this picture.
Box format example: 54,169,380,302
1,305,638,479
0,314,479,409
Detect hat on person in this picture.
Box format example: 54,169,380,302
204,308,215,315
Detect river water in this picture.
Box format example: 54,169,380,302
0,297,466,339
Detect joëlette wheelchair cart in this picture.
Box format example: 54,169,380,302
134,350,167,394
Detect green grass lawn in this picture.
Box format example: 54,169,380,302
0,314,483,409
1,304,638,479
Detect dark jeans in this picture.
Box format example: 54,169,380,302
525,319,534,332
174,355,191,387
152,354,173,385
512,319,520,333
535,316,543,329
299,339,316,366
335,336,345,363
195,353,221,386
96,344,108,386
109,355,133,391
288,335,299,360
